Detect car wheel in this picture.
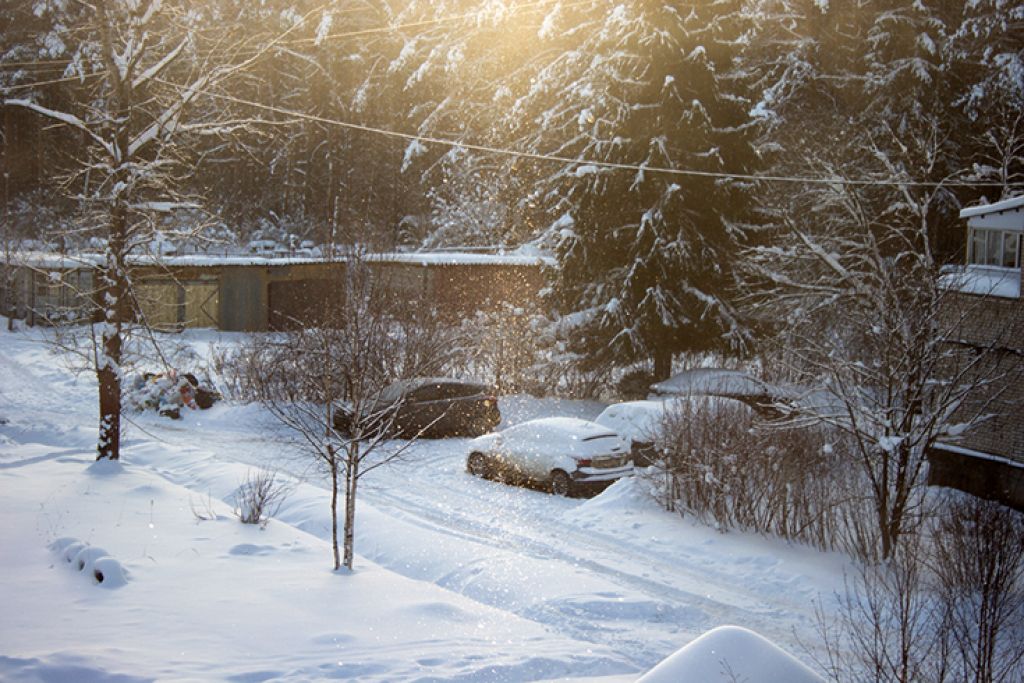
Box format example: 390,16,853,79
549,469,572,497
467,452,490,479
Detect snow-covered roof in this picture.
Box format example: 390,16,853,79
931,442,1024,471
366,251,556,267
959,195,1024,219
13,251,554,270
960,196,1024,231
939,265,1021,299
13,252,102,269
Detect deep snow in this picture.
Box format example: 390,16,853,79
0,322,848,682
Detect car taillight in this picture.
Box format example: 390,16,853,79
576,458,591,467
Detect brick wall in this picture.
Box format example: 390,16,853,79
942,290,1024,465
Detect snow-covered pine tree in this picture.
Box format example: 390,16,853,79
521,1,758,379
949,0,1024,198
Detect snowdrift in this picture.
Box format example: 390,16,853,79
637,625,824,683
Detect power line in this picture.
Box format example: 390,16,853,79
5,1,1018,191
283,0,585,46
2,72,102,92
180,84,1013,189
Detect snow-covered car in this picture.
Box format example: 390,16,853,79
595,397,752,466
466,417,633,496
594,400,673,466
334,377,500,439
649,368,784,418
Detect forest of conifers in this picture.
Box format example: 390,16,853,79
2,1,1022,364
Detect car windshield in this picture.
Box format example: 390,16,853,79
376,381,411,405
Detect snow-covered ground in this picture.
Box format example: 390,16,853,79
0,323,849,682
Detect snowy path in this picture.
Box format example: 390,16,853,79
122,385,838,674
0,326,844,679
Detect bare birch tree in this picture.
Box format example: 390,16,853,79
235,255,437,571
742,161,1016,559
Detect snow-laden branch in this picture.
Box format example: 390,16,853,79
3,98,115,159
132,34,189,90
127,201,200,213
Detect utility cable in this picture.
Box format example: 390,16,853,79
179,84,1015,189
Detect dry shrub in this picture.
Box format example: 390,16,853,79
233,469,290,527
930,497,1024,683
652,397,874,553
210,339,272,403
816,533,947,683
457,304,611,398
815,497,1024,683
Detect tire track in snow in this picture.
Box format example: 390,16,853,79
358,471,813,666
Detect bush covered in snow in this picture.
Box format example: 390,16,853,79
124,371,220,419
650,398,869,554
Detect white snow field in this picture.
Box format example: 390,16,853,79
0,323,848,682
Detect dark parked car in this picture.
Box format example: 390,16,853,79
333,377,500,439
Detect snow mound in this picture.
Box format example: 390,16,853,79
575,475,659,513
91,556,129,588
86,459,125,476
637,625,823,683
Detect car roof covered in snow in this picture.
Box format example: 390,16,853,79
595,397,746,441
378,377,489,403
650,368,777,399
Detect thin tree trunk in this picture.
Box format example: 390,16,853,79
330,451,340,571
343,456,358,570
653,348,673,382
3,104,12,332
95,12,129,462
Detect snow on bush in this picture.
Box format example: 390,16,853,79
124,370,219,419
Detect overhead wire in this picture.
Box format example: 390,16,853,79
2,72,102,92
4,0,1018,190
169,83,1014,189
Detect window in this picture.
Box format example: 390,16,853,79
969,228,1021,269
